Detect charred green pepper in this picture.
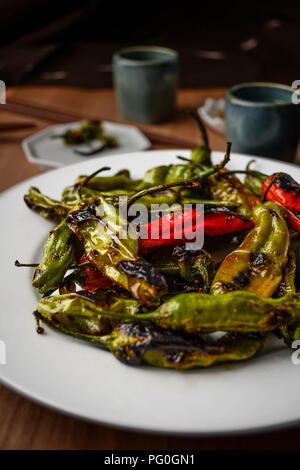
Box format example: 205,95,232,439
66,198,167,306
38,290,300,335
32,220,76,294
208,170,260,218
211,202,289,297
35,310,263,369
24,187,71,222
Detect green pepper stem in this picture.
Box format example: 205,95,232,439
188,110,209,148
82,166,111,187
176,155,208,171
15,260,90,269
246,159,256,171
126,180,200,208
78,166,111,200
217,169,268,179
126,144,231,209
15,260,38,267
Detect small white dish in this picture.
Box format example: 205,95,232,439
22,121,151,169
198,98,225,135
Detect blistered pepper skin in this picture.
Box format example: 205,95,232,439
32,220,76,295
66,198,167,307
262,173,300,213
208,170,260,218
38,290,300,336
24,186,71,222
35,303,263,369
211,202,289,297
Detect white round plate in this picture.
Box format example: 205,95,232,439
1,150,300,435
22,121,151,168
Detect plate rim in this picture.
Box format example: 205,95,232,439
2,148,300,436
2,373,300,437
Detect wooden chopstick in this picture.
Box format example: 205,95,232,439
4,98,195,148
0,121,36,132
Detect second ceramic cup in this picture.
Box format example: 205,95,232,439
113,46,179,124
225,82,300,162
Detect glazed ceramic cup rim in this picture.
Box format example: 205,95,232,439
226,82,295,108
113,46,178,66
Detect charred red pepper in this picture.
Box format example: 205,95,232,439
261,173,300,232
78,254,113,290
262,173,300,212
284,209,300,232
139,207,253,253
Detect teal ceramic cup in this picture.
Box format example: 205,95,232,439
113,46,179,124
225,82,300,162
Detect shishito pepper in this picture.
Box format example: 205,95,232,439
36,290,140,335
24,186,71,222
260,173,300,232
274,249,297,298
66,198,167,306
273,249,297,346
34,307,263,369
262,172,300,213
172,246,214,291
75,173,140,192
208,170,260,218
211,202,289,297
77,254,113,290
136,165,171,190
238,168,300,233
32,220,76,294
37,290,300,335
149,246,214,290
139,205,253,253
244,161,266,197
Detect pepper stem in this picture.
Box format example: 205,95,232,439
188,109,209,148
217,170,268,179
15,260,38,267
127,144,231,209
78,166,111,200
15,260,90,269
34,314,45,334
246,159,256,171
126,180,200,209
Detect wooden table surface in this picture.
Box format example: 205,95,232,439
1,86,300,450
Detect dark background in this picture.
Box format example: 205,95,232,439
0,1,299,88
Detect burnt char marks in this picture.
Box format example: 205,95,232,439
173,245,203,262
221,282,240,292
24,195,63,222
276,173,300,194
250,252,266,266
268,209,279,219
274,281,286,298
67,201,100,226
204,204,238,214
233,272,249,287
118,259,166,287
115,323,215,366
